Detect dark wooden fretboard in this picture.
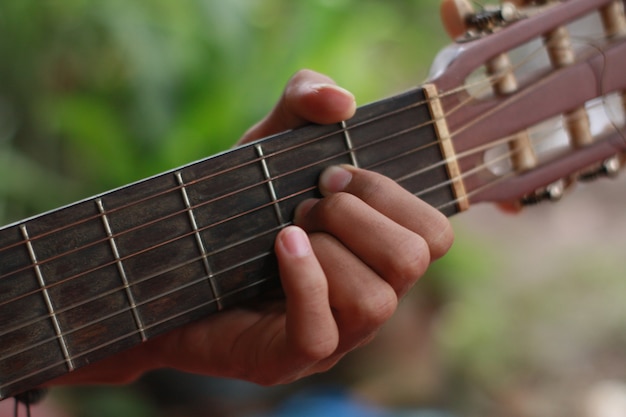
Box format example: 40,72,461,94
0,87,460,399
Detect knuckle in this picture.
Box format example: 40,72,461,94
429,214,455,260
391,236,430,293
352,284,398,328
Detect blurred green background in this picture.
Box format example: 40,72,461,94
2,1,626,417
0,0,446,224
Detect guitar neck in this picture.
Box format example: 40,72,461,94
0,86,462,399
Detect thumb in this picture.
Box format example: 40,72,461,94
238,69,356,145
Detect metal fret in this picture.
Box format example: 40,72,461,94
255,144,285,225
19,224,75,371
341,120,359,167
96,199,147,341
175,171,223,311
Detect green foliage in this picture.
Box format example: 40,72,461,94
0,0,447,224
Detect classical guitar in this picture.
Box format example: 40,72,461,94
1,0,625,400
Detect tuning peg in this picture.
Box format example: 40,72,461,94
520,178,569,206
441,0,524,40
440,0,475,39
578,155,622,182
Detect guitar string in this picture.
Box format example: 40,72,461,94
0,145,531,393
0,96,444,270
0,145,531,392
0,19,586,273
0,34,616,338
0,11,614,262
0,115,442,291
0,30,616,332
0,90,578,317
4,27,612,291
3,9,620,390
0,94,608,364
0,33,620,386
0,119,547,349
0,32,554,282
0,94,621,396
0,117,524,333
0,14,561,261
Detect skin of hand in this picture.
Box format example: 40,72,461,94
49,71,453,387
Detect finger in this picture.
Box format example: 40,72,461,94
316,165,454,261
275,226,339,363
296,193,430,297
285,232,398,377
310,233,397,342
239,69,356,144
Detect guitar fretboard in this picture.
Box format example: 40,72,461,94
0,87,459,399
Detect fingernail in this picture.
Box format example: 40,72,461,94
309,83,353,98
279,226,312,258
320,165,353,194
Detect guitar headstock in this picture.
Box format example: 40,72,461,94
429,0,626,210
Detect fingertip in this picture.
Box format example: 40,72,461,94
277,226,312,258
298,82,356,125
319,165,354,195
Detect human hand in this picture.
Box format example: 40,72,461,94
49,70,453,387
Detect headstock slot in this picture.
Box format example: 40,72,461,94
430,0,626,207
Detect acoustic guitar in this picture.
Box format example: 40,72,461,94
1,0,625,400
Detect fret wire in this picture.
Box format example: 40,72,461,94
0,32,588,259
0,92,437,260
0,223,288,343
19,224,75,372
0,103,573,321
2,33,621,396
0,274,272,394
0,124,533,344
96,198,147,341
0,99,606,373
255,144,286,225
0,112,486,317
0,248,273,364
341,120,359,167
0,110,441,290
4,32,608,332
175,171,222,311
2,101,612,369
0,145,538,391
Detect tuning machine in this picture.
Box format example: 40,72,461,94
578,155,623,182
520,178,571,206
451,1,526,41
519,154,624,207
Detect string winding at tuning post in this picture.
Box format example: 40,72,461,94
544,24,594,148
486,52,537,173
